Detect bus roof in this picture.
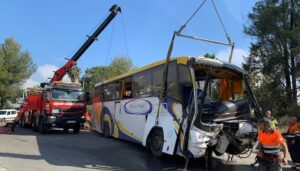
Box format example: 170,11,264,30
95,56,246,87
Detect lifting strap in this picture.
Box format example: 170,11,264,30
156,0,234,125
155,0,235,162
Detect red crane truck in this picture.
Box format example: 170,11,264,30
16,5,121,134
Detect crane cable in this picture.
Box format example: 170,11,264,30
155,0,209,127
210,0,234,63
178,0,207,33
121,13,130,58
106,18,116,65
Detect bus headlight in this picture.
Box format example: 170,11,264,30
190,130,210,144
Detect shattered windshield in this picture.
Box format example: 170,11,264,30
193,65,251,123
194,65,246,102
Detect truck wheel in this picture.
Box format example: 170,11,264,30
149,129,164,157
63,127,69,132
103,121,110,138
32,116,38,132
19,117,25,128
38,117,47,134
73,124,80,134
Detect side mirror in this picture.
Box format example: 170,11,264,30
85,92,90,102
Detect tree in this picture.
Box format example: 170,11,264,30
82,56,134,99
204,53,216,59
244,0,300,115
110,56,134,73
0,37,36,107
67,66,81,83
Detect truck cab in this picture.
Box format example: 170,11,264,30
36,82,87,133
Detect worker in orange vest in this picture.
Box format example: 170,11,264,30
84,111,92,131
257,118,288,171
286,116,300,170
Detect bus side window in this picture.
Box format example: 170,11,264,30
122,78,133,99
133,72,152,98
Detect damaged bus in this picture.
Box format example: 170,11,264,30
91,56,260,158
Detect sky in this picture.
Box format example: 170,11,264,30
0,0,258,88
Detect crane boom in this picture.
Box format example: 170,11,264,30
50,4,121,83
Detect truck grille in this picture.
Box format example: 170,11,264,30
58,108,81,113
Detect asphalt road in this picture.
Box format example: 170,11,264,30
0,127,294,171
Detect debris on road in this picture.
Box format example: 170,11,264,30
0,119,15,134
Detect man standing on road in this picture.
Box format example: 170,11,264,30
265,110,278,129
257,118,288,171
286,116,300,170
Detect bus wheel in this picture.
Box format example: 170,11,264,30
150,129,164,157
38,117,47,134
103,121,110,138
32,116,38,132
73,124,80,134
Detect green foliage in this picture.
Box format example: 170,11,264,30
110,56,133,73
82,56,133,103
203,53,216,59
67,66,81,82
244,0,300,116
0,37,36,107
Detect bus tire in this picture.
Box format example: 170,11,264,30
32,116,38,132
38,116,47,134
149,129,164,157
103,121,110,138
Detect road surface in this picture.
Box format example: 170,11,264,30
0,127,294,171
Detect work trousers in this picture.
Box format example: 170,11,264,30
258,157,282,171
287,137,300,168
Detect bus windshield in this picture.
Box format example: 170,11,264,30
52,89,85,102
193,64,251,123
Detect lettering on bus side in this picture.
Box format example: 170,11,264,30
124,99,152,115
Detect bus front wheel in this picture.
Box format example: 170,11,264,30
149,129,164,157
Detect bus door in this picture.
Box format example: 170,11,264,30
115,77,145,143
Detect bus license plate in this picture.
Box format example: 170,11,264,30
67,120,76,124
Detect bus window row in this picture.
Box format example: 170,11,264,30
94,62,192,102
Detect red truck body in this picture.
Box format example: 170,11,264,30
17,83,86,133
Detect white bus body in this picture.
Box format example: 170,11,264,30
91,57,260,158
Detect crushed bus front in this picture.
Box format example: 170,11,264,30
184,57,259,158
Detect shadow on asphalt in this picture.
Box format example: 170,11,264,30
1,127,293,171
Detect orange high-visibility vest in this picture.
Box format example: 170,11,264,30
258,130,285,157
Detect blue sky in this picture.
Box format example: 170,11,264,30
0,0,258,87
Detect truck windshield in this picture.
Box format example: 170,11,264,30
0,111,6,115
52,89,85,102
